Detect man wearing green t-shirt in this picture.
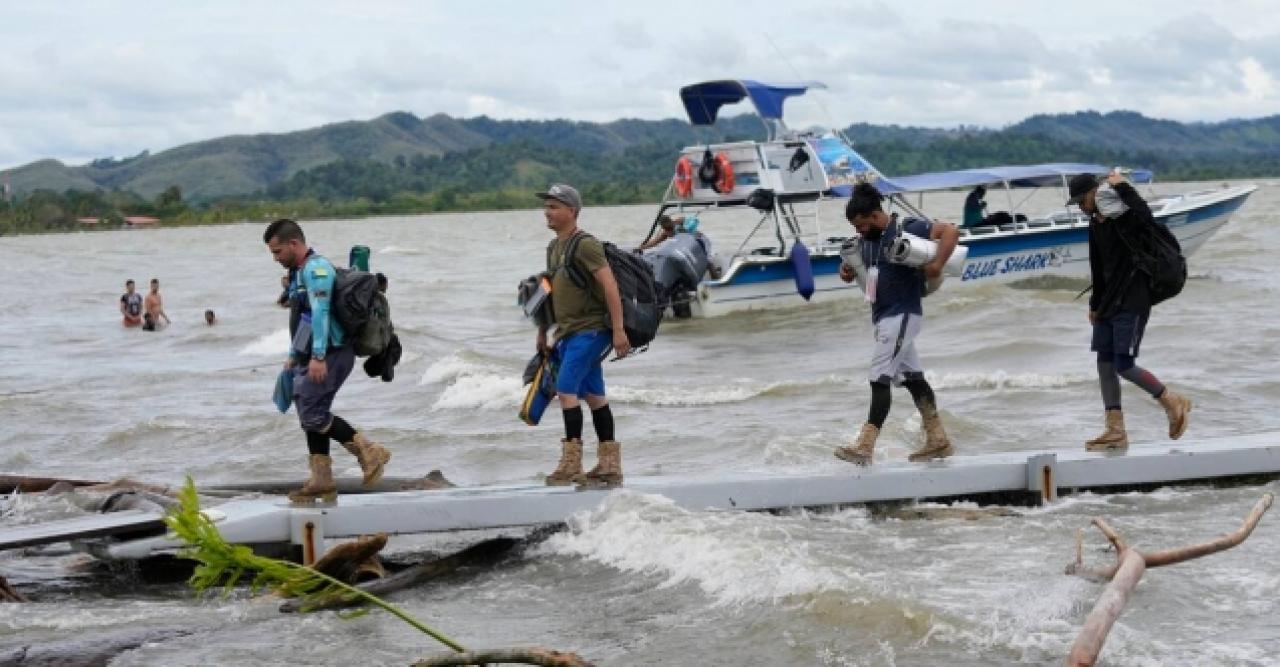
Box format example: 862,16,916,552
535,183,632,488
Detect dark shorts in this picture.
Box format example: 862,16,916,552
1091,311,1148,358
293,345,355,431
555,330,611,398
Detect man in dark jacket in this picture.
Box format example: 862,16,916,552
1071,172,1191,450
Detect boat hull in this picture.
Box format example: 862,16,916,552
690,185,1254,318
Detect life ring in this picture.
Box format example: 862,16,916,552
712,152,734,194
673,156,694,198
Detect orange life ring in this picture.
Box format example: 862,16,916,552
713,152,734,194
674,156,694,198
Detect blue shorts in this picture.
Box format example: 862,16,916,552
555,331,611,398
1091,311,1148,358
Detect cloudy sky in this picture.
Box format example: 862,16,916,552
3,0,1278,170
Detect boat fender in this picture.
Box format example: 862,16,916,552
790,240,814,301
713,152,735,194
674,156,694,198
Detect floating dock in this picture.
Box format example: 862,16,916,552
3,431,1278,562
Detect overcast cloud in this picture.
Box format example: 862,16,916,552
2,0,1278,169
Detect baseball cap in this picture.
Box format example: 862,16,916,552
1066,173,1100,205
535,183,582,211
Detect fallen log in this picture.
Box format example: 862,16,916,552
413,647,594,667
0,576,27,603
280,537,518,613
309,533,388,584
0,474,100,494
1064,492,1273,667
0,627,193,666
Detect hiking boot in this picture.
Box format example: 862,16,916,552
1157,389,1192,440
909,415,955,462
576,441,623,489
545,438,583,486
1085,409,1128,451
288,454,337,505
341,432,391,487
835,423,879,466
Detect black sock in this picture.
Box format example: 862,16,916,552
327,416,357,444
305,430,330,456
563,405,583,441
591,404,615,442
868,382,891,429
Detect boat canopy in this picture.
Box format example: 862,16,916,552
680,80,826,126
875,163,1154,195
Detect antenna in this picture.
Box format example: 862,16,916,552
762,33,849,143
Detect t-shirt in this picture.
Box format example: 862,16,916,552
120,292,142,318
860,217,932,323
548,232,608,337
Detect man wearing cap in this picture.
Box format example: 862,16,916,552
536,183,632,488
1069,171,1191,450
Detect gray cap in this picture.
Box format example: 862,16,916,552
535,183,582,211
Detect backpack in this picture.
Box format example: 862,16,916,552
552,232,663,352
332,268,394,357
1117,217,1187,307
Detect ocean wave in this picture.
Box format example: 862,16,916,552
926,370,1091,390
379,245,421,255
421,351,522,411
238,328,290,356
611,375,848,406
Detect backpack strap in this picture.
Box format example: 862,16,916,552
560,231,592,290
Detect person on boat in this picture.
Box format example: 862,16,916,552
204,309,217,326
638,215,722,280
638,214,681,251
143,278,171,330
834,183,960,465
120,279,143,327
1069,172,1191,450
962,185,987,228
264,218,391,504
536,183,631,488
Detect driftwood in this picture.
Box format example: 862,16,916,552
280,537,518,613
310,533,389,584
0,576,27,603
1064,492,1274,667
413,648,594,667
206,470,456,495
871,505,1019,521
0,474,100,494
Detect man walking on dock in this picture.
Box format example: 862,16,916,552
264,219,391,503
834,183,960,465
1071,172,1191,450
535,183,632,488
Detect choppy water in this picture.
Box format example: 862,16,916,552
1,180,1278,665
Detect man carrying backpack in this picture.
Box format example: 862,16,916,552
536,183,632,488
264,218,391,503
1070,172,1191,450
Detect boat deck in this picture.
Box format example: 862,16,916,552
4,431,1278,561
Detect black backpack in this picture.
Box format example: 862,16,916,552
552,232,662,352
332,268,394,357
1117,218,1187,307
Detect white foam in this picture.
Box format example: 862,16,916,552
926,370,1091,390
611,375,846,406
379,245,421,255
238,328,291,356
430,373,523,411
541,491,850,607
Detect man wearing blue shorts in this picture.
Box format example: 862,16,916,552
1070,172,1191,449
535,183,632,488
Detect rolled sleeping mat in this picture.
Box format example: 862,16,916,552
888,232,969,277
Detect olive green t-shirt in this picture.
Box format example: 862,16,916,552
548,233,608,337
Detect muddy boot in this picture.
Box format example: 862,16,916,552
288,454,337,505
1157,389,1192,440
834,423,879,466
909,415,955,462
1085,409,1128,451
341,432,391,488
545,438,583,486
576,441,623,489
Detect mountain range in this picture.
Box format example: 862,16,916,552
7,110,1280,201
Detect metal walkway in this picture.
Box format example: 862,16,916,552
5,431,1279,561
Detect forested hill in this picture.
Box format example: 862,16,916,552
7,109,1280,202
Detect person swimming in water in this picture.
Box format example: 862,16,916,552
120,279,143,327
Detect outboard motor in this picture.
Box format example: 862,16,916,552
641,232,711,318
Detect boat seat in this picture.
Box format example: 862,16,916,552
751,247,779,256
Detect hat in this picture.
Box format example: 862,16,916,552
1066,173,1100,205
535,183,582,211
